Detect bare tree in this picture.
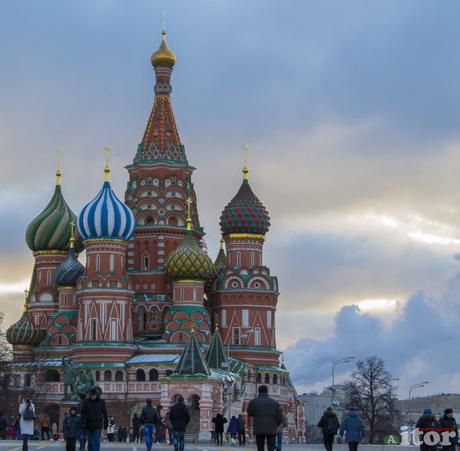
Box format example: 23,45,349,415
344,356,401,444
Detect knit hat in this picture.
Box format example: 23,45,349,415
423,408,432,415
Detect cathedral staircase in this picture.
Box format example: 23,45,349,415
185,409,200,443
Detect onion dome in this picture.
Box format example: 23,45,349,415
151,31,176,68
55,227,84,286
26,169,83,253
165,204,213,281
7,304,42,347
214,238,227,274
78,150,135,241
220,166,270,236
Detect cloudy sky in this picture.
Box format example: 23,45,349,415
2,0,460,398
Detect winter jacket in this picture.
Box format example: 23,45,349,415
132,414,141,431
340,411,365,443
81,396,108,431
439,415,458,445
237,416,246,433
276,414,288,434
416,414,440,444
247,392,283,435
228,417,239,435
169,402,190,432
63,414,82,439
19,401,35,436
212,414,227,433
318,411,340,436
141,404,159,425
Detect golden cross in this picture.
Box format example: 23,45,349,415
70,221,75,238
56,148,63,171
104,146,111,181
161,11,167,33
242,144,249,180
185,197,192,219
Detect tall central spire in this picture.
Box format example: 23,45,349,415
134,30,186,164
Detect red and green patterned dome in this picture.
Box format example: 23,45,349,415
6,306,43,347
220,167,270,236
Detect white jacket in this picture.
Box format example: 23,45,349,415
19,401,35,436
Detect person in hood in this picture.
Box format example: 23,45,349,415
247,385,283,451
63,406,82,451
416,408,440,451
237,414,246,446
19,395,35,451
227,416,239,445
141,399,159,451
81,388,108,451
212,413,227,446
339,408,365,451
439,409,457,451
169,395,190,451
318,407,340,451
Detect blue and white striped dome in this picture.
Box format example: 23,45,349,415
78,181,135,240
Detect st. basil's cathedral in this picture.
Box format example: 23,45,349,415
6,31,304,440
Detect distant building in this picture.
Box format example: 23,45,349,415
396,394,460,424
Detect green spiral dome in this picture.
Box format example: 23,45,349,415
6,308,43,347
165,231,214,281
26,178,83,253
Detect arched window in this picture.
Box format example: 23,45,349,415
273,374,278,385
115,370,123,382
264,373,270,384
149,369,159,382
44,370,60,382
95,371,101,382
257,373,262,383
104,370,112,382
136,369,146,382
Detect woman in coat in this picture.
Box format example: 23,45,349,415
19,395,35,451
227,416,239,445
340,409,365,451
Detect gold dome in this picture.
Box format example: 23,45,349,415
151,31,176,68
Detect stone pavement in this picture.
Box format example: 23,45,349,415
0,443,416,451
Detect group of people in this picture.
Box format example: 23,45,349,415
415,407,457,451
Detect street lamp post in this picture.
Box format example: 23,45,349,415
409,381,429,400
331,356,355,405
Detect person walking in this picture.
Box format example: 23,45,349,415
227,416,239,445
40,413,50,441
212,413,227,445
247,385,283,451
416,408,440,451
164,412,173,445
141,399,159,451
439,409,457,451
81,388,108,451
169,395,190,451
63,406,82,451
237,414,246,446
339,408,365,451
0,412,7,440
107,416,115,442
275,413,288,451
318,407,340,451
19,395,35,451
132,413,141,443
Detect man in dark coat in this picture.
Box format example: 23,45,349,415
247,385,283,451
416,408,440,451
318,407,340,451
212,413,227,445
132,413,141,443
169,395,190,451
439,408,458,451
141,399,160,451
80,388,108,451
237,414,246,446
63,406,82,451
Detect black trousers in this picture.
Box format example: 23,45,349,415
215,431,223,445
443,446,456,451
66,438,77,451
323,433,334,451
348,442,358,451
238,431,246,446
256,434,276,451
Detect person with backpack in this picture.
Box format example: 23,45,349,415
169,395,190,451
19,395,35,451
318,407,340,451
339,408,365,451
438,409,457,451
141,399,159,451
212,413,227,445
63,406,82,451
